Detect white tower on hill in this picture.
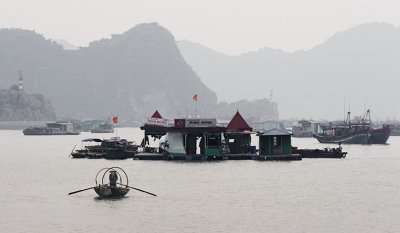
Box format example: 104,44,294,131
18,70,23,90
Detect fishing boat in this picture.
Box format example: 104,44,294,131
292,146,347,158
68,167,157,198
70,137,138,159
370,126,391,144
23,122,79,135
70,138,105,159
101,138,138,159
313,110,391,144
93,185,130,198
93,167,130,198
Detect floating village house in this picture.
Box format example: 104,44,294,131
225,111,254,154
73,119,112,132
140,110,169,149
139,111,301,161
257,128,301,160
46,122,75,133
292,120,323,137
140,111,227,159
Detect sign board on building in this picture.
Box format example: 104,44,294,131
146,117,169,127
174,118,217,128
174,119,186,128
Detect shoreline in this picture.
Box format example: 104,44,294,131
0,121,47,130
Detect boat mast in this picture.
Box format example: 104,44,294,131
365,109,371,124
345,112,351,125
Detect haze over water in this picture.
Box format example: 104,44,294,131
1,128,399,233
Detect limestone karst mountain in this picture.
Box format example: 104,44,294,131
1,23,276,121
178,23,400,120
0,85,56,121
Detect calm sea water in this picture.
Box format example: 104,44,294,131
1,128,399,233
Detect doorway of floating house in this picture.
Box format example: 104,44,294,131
272,136,282,155
185,134,197,155
185,134,206,155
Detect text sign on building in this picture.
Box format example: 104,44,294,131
174,119,186,128
185,118,217,128
146,117,169,127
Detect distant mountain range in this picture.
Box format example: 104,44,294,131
0,23,277,122
178,23,400,120
54,39,78,50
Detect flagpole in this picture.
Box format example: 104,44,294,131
196,100,198,118
193,94,198,118
113,115,118,138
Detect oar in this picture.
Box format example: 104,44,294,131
69,145,76,157
117,183,157,197
68,186,98,195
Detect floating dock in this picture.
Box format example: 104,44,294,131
133,153,301,161
256,154,302,161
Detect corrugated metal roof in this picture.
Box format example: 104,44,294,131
151,110,163,119
258,128,292,136
226,111,252,132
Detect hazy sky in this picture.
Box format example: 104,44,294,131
1,0,400,55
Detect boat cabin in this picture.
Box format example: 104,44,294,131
46,122,75,133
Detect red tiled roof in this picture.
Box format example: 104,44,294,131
226,111,252,132
151,110,163,119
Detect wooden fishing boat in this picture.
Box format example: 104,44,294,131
70,137,138,159
292,146,347,158
23,122,80,135
68,167,157,198
94,185,130,198
313,110,391,144
94,167,130,198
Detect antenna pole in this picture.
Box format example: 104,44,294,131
343,92,346,123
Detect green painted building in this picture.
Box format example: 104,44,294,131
258,128,293,156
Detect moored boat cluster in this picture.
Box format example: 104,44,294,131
70,110,350,161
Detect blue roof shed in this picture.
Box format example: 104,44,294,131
258,128,293,156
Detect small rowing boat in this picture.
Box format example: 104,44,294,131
68,167,157,198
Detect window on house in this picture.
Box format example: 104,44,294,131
273,136,281,146
207,134,220,147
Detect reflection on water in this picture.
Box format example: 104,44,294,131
1,128,400,233
93,196,130,202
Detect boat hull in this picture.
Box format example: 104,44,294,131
314,126,391,145
23,127,79,135
94,186,130,198
313,132,370,144
370,127,391,144
293,148,346,158
70,149,88,158
103,148,136,159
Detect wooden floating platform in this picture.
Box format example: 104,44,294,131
134,153,225,161
225,154,257,160
133,153,166,160
256,154,302,161
133,153,302,161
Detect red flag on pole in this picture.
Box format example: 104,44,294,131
193,94,198,102
112,115,118,124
